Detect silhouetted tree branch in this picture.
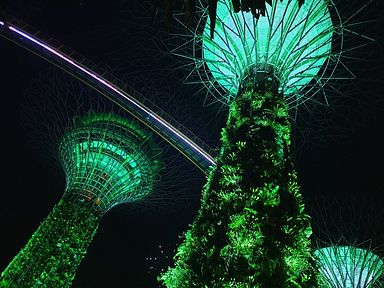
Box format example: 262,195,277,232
151,0,305,37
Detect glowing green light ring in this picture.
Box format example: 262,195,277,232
315,246,384,287
189,0,344,107
62,139,156,203
59,113,161,214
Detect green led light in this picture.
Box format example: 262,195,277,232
74,140,140,181
315,246,384,287
60,113,161,214
202,0,333,100
0,113,161,287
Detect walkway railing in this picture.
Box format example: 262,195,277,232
0,16,217,174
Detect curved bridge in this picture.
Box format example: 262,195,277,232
0,17,217,174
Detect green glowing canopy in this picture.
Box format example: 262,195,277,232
202,0,333,100
59,113,161,214
314,246,384,287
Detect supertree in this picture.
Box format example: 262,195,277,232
158,0,374,287
0,106,161,287
0,1,380,286
308,194,384,287
314,245,384,287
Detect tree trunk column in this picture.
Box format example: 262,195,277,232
0,197,99,288
161,83,320,287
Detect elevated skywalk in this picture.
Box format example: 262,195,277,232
0,17,217,174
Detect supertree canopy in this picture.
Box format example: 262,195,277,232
314,245,384,287
60,113,161,214
201,0,335,103
307,194,384,288
159,0,359,287
186,0,346,108
0,112,161,288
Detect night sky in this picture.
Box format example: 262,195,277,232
1,0,384,287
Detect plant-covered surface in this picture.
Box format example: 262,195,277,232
0,112,162,288
160,81,320,287
0,197,99,288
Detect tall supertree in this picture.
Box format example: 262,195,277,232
0,112,161,288
159,0,373,287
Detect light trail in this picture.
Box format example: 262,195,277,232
0,19,217,173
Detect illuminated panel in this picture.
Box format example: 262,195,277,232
202,0,333,99
60,113,161,213
315,246,384,287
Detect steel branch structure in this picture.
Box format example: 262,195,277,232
201,0,335,104
60,113,162,214
315,246,384,287
0,112,161,287
170,0,374,114
160,0,376,286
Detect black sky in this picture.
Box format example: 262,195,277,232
1,0,384,287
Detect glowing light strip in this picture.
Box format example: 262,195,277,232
0,21,4,26
4,24,216,167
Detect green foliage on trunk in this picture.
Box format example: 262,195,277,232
160,84,320,287
0,197,99,288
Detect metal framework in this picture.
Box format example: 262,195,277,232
0,18,216,174
0,112,162,287
168,0,374,114
202,0,334,102
315,245,384,287
60,113,161,215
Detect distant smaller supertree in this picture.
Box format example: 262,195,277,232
0,112,161,288
314,244,384,288
0,65,174,287
0,67,210,287
309,195,384,288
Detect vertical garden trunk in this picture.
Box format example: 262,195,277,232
161,80,320,287
0,196,99,288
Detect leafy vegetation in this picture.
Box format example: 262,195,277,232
160,81,320,287
0,197,99,288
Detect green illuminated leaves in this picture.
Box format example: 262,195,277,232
235,141,246,151
251,184,281,208
217,189,240,203
0,280,10,287
0,199,99,287
226,151,238,162
161,88,319,287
